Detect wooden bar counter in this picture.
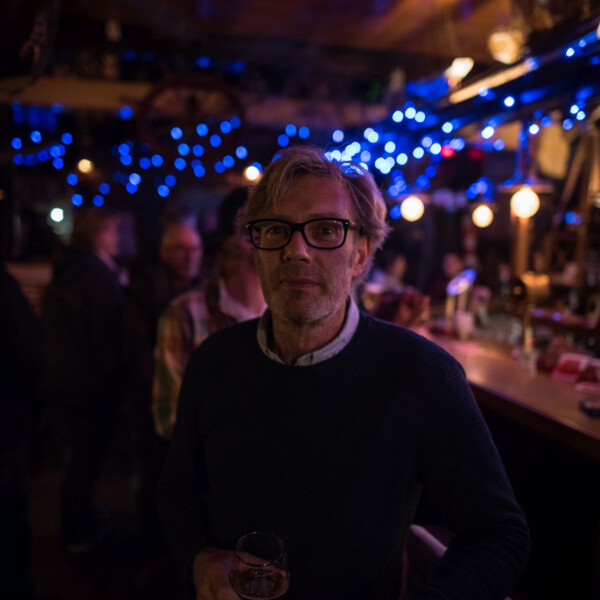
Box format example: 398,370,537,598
420,331,600,463
418,329,600,600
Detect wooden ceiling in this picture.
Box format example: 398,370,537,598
61,0,506,63
2,1,598,87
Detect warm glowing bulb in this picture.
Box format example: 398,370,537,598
511,186,540,218
445,57,474,81
49,207,64,223
244,165,261,182
472,204,494,228
401,196,425,222
78,159,93,173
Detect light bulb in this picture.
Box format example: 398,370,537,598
511,186,540,218
444,57,474,86
49,207,64,223
244,165,261,182
472,204,494,228
78,159,93,173
401,195,425,222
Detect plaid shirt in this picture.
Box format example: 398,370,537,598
152,279,265,438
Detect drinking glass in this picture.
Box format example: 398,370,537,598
230,532,290,599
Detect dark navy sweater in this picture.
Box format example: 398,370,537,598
159,313,530,600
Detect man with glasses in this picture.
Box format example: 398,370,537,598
159,146,530,600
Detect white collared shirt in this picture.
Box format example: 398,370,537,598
256,297,360,366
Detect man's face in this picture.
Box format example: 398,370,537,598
254,175,370,326
159,224,203,281
94,218,120,258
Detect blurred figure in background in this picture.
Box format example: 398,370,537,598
363,244,430,328
123,204,202,552
428,251,465,306
368,245,409,293
152,187,265,440
41,207,124,552
1,264,42,599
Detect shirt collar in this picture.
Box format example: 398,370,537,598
256,297,360,366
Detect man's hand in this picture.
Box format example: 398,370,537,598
192,547,239,600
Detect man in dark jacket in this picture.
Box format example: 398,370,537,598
41,207,124,551
1,264,42,598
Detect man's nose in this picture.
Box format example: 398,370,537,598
283,230,310,260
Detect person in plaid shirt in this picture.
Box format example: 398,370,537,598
152,198,265,439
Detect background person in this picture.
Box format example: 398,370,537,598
1,264,42,598
123,205,203,552
152,188,266,439
41,206,124,552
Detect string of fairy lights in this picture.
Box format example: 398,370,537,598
8,19,600,230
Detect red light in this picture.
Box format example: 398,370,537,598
468,148,484,160
441,145,455,158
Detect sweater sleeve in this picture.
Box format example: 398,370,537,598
158,345,214,588
412,357,531,600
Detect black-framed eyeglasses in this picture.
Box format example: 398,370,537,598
246,218,358,250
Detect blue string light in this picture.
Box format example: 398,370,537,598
332,129,344,142
71,194,83,206
171,127,183,140
93,195,104,206
298,126,310,139
119,106,133,120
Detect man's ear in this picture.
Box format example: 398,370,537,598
352,237,372,278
